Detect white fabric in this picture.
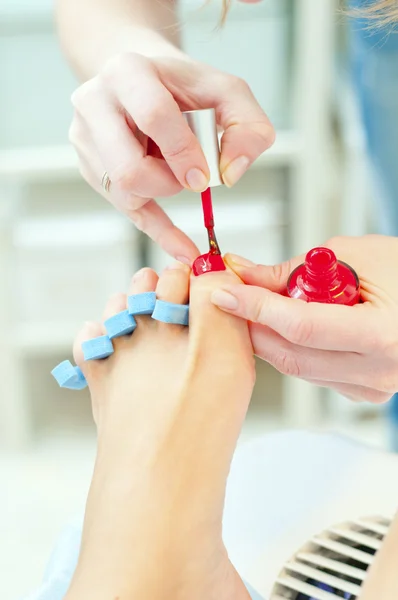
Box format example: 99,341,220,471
22,430,391,600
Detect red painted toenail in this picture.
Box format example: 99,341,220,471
192,252,226,276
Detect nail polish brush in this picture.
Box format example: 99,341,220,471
183,108,226,276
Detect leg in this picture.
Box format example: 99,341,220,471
66,263,256,600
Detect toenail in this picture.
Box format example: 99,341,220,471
132,269,146,282
131,268,154,284
192,253,226,276
165,262,190,272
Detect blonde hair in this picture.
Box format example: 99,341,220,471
220,0,231,23
220,0,398,26
360,1,398,25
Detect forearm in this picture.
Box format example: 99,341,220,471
359,511,398,600
55,0,184,80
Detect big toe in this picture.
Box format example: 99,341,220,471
189,269,254,371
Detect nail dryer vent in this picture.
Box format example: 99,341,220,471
270,515,390,600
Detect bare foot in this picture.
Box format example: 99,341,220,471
68,263,255,600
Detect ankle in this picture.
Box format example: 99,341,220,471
175,556,251,600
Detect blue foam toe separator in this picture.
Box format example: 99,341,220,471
152,300,189,326
128,292,156,316
82,335,114,361
104,310,137,339
51,360,88,390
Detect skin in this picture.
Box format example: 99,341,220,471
211,235,398,405
56,0,398,405
359,510,398,600
64,263,255,600
56,0,398,596
56,0,274,263
60,260,398,600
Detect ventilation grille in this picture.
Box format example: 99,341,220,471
270,515,391,600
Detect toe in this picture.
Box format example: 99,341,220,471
102,292,127,321
190,267,242,313
155,262,190,305
73,321,105,383
128,268,159,296
189,268,254,377
102,292,137,346
127,268,159,322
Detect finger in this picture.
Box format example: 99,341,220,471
128,199,200,263
72,86,199,263
250,319,392,402
209,75,275,186
211,284,377,352
248,322,379,385
306,378,392,405
224,253,305,293
73,130,152,212
91,110,183,198
76,148,145,212
74,136,199,263
105,55,210,191
71,91,182,198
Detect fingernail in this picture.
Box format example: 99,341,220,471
211,289,239,310
176,255,193,266
225,253,256,269
222,156,250,187
185,168,209,192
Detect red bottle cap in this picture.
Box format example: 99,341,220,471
287,247,360,306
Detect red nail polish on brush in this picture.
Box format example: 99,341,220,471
192,187,226,276
183,109,226,276
287,247,360,306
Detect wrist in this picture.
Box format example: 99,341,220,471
77,26,187,79
115,24,185,58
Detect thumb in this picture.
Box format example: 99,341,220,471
224,253,304,293
213,77,275,186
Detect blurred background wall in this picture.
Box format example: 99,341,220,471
0,0,395,598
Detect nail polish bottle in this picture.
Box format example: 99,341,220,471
183,108,226,275
287,247,360,306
